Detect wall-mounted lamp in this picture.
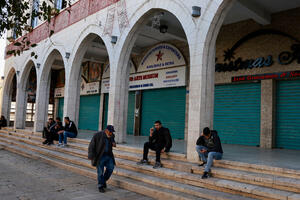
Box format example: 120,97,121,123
192,6,201,17
1,76,4,80
65,52,70,59
36,63,41,69
111,36,118,44
159,25,168,34
16,70,20,76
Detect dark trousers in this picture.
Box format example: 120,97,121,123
143,142,164,163
44,129,59,143
97,154,115,188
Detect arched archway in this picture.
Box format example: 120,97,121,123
1,67,17,126
65,32,110,136
108,4,191,146
35,49,66,132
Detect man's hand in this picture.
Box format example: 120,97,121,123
200,149,207,153
112,142,116,147
161,148,165,153
58,130,64,134
150,128,154,137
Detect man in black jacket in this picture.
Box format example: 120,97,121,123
46,117,63,145
57,117,78,147
137,120,172,169
0,115,7,129
42,118,56,144
196,127,223,179
88,125,116,193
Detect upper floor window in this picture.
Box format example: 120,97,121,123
55,0,67,10
31,0,39,28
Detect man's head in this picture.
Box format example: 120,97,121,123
56,117,61,122
48,118,54,123
203,127,211,139
64,117,70,124
154,120,162,130
105,125,115,137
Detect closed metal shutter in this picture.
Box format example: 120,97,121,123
276,80,300,150
102,92,135,134
214,83,261,146
78,94,100,131
140,87,186,139
57,98,64,120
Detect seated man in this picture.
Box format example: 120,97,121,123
46,117,63,145
0,115,7,129
137,120,172,169
57,117,78,147
196,127,223,179
42,118,56,144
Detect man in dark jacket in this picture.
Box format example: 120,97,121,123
88,125,116,193
57,117,78,147
0,115,7,129
137,120,172,169
42,118,56,144
46,117,63,145
196,127,223,179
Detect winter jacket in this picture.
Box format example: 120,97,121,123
149,127,172,151
196,130,223,153
64,121,78,136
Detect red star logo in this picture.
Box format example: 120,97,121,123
156,51,164,61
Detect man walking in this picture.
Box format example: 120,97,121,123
57,117,78,147
88,125,116,193
196,127,223,179
137,120,172,169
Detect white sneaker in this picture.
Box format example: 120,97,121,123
61,144,68,148
57,143,63,147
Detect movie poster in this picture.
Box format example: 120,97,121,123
55,69,65,88
27,67,37,103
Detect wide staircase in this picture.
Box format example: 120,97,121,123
0,128,300,200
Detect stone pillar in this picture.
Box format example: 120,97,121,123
14,84,27,129
260,79,275,148
107,61,130,143
98,93,105,131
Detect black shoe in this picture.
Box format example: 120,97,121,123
42,140,48,145
198,162,207,167
98,187,105,193
137,159,149,165
153,162,162,169
103,183,107,189
47,142,53,145
202,172,209,179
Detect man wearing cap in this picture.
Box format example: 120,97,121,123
88,125,116,193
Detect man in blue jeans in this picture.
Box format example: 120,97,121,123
88,125,116,193
196,127,223,179
57,117,78,147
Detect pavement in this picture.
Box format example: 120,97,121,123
0,148,153,200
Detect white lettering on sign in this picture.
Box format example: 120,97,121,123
101,66,186,93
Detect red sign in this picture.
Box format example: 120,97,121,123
232,71,300,82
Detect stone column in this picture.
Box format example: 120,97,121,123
260,79,275,148
14,84,27,129
98,93,105,131
107,61,130,143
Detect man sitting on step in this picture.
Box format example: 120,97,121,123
57,117,78,147
88,125,116,193
137,120,172,169
45,117,63,145
196,127,223,179
42,118,56,144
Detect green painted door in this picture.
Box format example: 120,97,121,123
127,92,135,135
102,92,135,134
276,80,300,150
78,94,100,131
214,83,261,146
140,87,186,139
57,98,64,120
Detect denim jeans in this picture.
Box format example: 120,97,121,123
59,131,76,144
97,154,115,188
196,145,223,172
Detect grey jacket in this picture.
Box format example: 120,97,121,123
88,131,116,167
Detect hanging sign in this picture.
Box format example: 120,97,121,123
101,66,186,93
138,43,186,72
80,78,100,95
54,87,64,98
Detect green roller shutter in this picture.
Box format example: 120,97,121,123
57,98,64,120
127,92,135,135
78,94,100,131
214,83,261,146
141,87,186,139
276,80,300,150
103,92,135,134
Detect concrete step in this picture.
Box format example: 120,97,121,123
1,136,299,200
0,141,203,200
1,130,300,194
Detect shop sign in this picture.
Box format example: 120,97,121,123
55,79,100,97
101,66,186,93
138,43,186,72
232,70,300,82
54,87,64,98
